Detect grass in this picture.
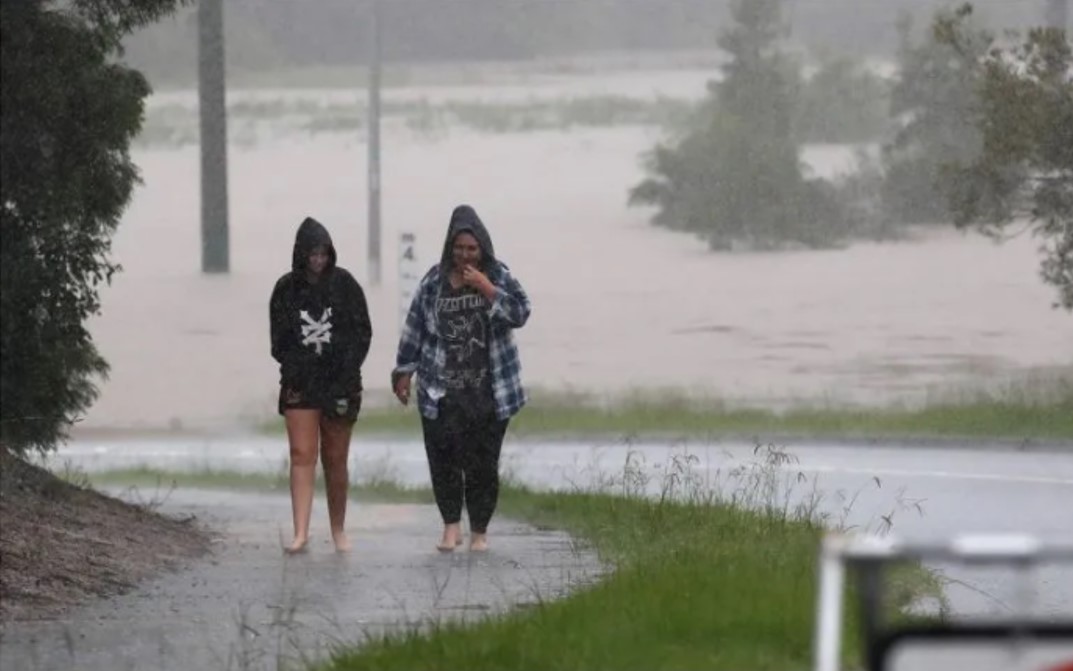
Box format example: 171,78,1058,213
86,446,944,671
329,494,840,671
258,381,1073,442
146,50,728,93
133,95,695,149
86,463,430,505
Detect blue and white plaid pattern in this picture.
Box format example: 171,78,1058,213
394,262,530,420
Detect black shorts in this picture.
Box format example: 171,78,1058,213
278,386,362,423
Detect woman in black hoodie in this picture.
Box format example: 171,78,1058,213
270,217,372,554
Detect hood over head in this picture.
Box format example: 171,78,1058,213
292,216,337,273
439,204,497,280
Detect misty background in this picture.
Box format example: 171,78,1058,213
71,0,1073,433
122,0,1039,86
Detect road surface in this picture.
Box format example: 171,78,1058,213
4,434,1070,670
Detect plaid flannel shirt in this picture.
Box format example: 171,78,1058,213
393,261,530,421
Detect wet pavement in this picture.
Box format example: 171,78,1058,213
0,488,605,671
46,433,1073,618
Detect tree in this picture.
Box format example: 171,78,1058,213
797,56,891,144
937,5,1073,310
0,0,185,455
881,8,990,224
629,0,848,251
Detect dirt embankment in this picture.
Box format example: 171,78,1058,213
0,449,213,623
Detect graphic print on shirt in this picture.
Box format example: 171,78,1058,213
445,313,486,363
299,307,333,355
436,290,489,391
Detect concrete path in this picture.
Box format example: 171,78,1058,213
0,488,605,671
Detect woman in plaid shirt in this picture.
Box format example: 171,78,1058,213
391,204,531,552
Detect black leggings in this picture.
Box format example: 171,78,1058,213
420,399,509,534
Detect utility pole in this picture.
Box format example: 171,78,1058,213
367,0,383,286
198,0,229,273
1046,0,1069,31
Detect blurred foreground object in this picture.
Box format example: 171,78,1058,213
814,532,1073,671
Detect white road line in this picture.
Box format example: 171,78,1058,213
794,464,1073,487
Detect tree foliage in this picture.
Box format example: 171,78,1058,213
797,56,891,144
937,5,1073,310
0,0,185,454
880,8,989,224
629,0,849,251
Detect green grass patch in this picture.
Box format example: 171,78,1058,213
87,465,433,505
320,473,938,671
511,392,1072,440
259,382,1073,442
330,492,845,671
86,459,943,671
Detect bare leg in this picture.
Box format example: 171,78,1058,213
320,415,354,552
285,409,320,554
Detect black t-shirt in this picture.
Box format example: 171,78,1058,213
436,283,493,411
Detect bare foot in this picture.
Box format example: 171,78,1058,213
283,536,309,555
332,531,351,553
437,523,461,552
469,533,488,553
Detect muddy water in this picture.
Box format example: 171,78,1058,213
82,82,1072,432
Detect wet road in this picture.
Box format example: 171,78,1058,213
50,434,1073,619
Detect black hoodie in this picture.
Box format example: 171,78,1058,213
439,204,499,282
269,217,372,403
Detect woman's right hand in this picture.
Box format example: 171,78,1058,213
393,373,412,406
